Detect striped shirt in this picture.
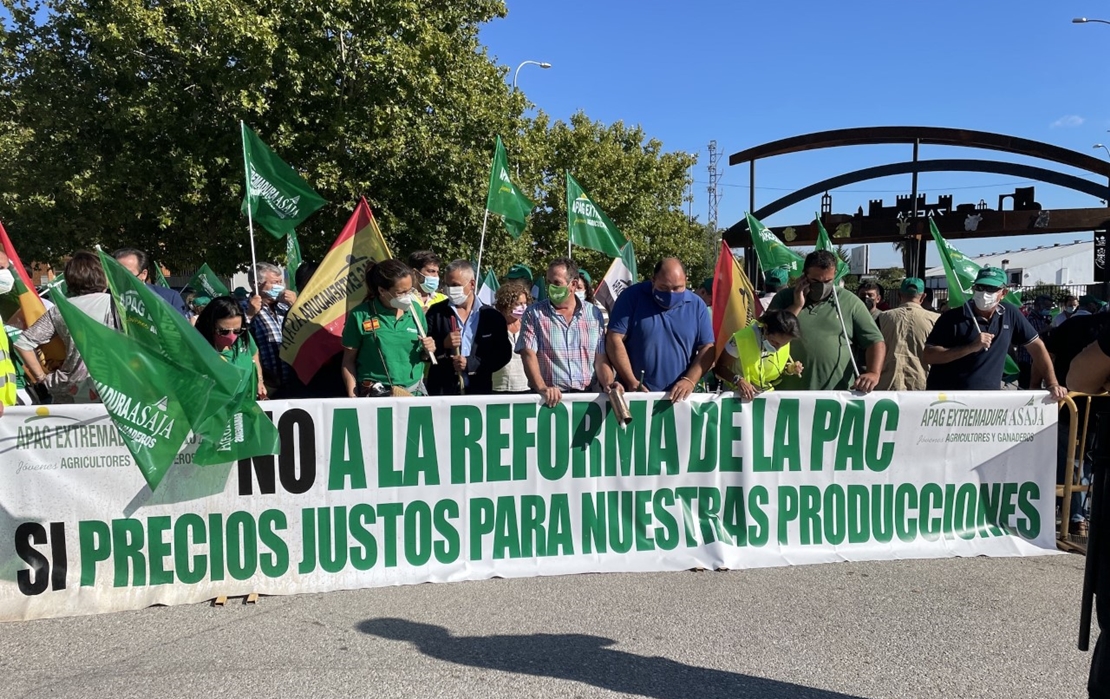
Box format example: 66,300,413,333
515,299,606,391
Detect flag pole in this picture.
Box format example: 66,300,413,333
475,209,490,281
240,120,261,293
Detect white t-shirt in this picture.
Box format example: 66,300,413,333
493,329,530,392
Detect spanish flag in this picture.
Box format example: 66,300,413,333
280,198,392,384
0,222,65,365
711,239,760,360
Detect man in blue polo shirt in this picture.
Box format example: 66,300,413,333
922,266,1065,398
607,257,714,401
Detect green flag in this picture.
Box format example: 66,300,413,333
187,263,231,299
52,292,216,489
240,122,327,239
476,268,500,306
151,263,171,289
928,219,1022,378
814,214,851,281
486,136,534,238
286,230,303,292
566,172,625,258
99,250,278,464
745,212,806,280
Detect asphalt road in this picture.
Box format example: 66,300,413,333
0,554,1092,699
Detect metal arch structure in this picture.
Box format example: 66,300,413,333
730,159,1110,225
726,126,1110,280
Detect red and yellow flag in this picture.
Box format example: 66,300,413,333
0,221,66,365
280,198,392,384
711,240,760,360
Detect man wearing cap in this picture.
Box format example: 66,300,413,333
922,266,1065,398
1015,295,1055,388
505,264,542,301
1082,295,1109,316
760,268,788,312
875,278,936,391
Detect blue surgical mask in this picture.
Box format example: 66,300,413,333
761,339,777,354
265,284,285,299
420,275,439,294
653,289,683,310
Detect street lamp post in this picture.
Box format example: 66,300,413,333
1096,144,1110,160
512,60,552,91
1073,17,1110,25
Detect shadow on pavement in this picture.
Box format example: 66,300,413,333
357,617,867,699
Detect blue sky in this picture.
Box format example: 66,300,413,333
481,0,1110,269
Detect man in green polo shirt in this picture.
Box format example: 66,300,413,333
768,250,885,391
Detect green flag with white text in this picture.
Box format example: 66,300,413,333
566,172,625,258
52,292,215,489
486,137,533,238
99,250,279,464
814,214,851,281
286,230,303,292
187,263,230,299
745,212,806,280
241,122,327,239
152,263,170,289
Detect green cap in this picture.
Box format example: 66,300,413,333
700,277,714,293
233,286,250,300
193,295,212,307
974,266,1007,289
900,277,925,294
1080,295,1108,308
579,270,593,287
505,264,533,283
764,267,789,288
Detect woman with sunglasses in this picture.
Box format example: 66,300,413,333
195,296,267,400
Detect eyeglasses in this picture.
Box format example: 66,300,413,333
216,328,247,337
971,284,1001,293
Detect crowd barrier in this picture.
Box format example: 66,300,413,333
0,391,1060,621
1057,392,1108,553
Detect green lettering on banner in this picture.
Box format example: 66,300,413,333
209,513,226,582
847,485,869,544
919,483,942,542
433,500,460,563
79,520,111,587
719,397,743,472
647,402,680,476
174,513,207,584
835,401,866,471
405,501,432,566
823,485,847,546
942,483,957,539
513,402,539,481
606,492,634,555
777,486,798,544
470,498,495,560
653,489,679,550
998,482,1019,535
377,407,402,488
872,484,894,543
349,503,378,571
451,404,483,484
675,487,699,547
520,495,546,557
493,495,521,559
535,402,569,481
698,487,726,545
226,511,258,580
894,484,917,542
954,484,978,541
865,400,898,471
329,408,366,491
799,485,821,545
722,487,747,546
748,486,770,546
582,492,606,554
548,494,574,555
634,490,654,551
147,516,172,586
318,507,347,574
687,402,718,473
379,503,403,567
259,509,289,577
605,399,646,477
112,518,145,587
977,483,1005,537
299,507,317,574
404,407,440,487
571,401,603,478
1018,482,1041,538
486,404,511,482
810,399,840,471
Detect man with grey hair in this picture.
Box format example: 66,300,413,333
426,259,511,394
243,261,297,395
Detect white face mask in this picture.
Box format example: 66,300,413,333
388,292,414,310
575,290,587,302
447,285,469,306
0,268,14,295
973,290,1000,312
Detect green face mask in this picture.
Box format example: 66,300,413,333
547,283,571,304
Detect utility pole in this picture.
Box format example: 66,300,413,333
706,140,723,270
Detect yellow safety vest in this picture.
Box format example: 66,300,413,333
730,322,792,392
0,328,17,406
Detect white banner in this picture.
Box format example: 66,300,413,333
0,391,1058,621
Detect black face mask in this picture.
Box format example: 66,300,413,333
806,280,834,304
862,297,875,310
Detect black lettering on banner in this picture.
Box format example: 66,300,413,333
15,522,49,595
50,521,67,591
238,409,317,495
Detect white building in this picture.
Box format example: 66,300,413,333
924,239,1093,290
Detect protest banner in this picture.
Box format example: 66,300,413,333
0,391,1058,621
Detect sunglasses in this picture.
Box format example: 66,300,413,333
216,328,247,337
971,284,1001,293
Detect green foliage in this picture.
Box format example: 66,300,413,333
0,0,702,283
